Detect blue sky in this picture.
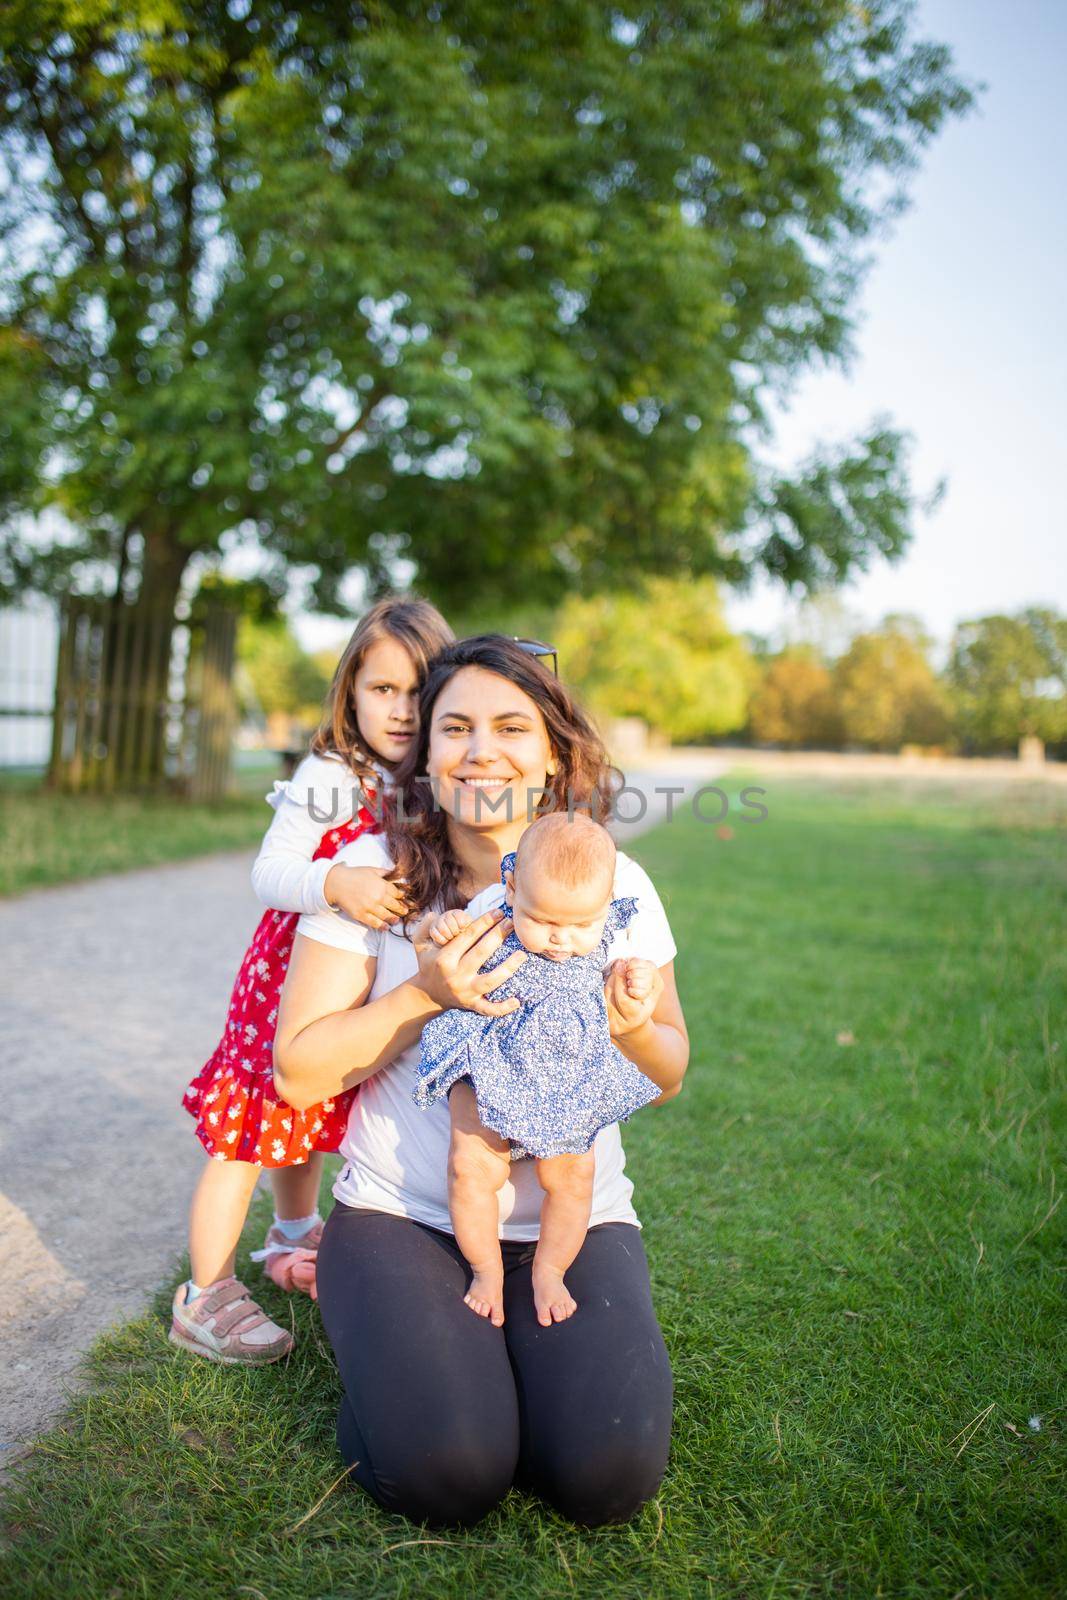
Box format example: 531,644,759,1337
725,0,1067,655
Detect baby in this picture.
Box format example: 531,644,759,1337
412,813,662,1329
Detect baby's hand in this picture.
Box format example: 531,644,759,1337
428,907,475,947
623,958,657,1002
324,865,412,930
604,958,663,1038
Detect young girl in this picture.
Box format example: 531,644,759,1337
173,595,453,1365
412,812,662,1331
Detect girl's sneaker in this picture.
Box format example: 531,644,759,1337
169,1277,293,1364
251,1219,323,1300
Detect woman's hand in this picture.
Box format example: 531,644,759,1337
604,958,664,1039
324,864,412,929
412,906,527,1017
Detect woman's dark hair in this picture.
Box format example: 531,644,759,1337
384,635,622,917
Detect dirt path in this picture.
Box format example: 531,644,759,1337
0,850,260,1466
0,770,710,1466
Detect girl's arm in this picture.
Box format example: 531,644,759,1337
273,909,528,1111
251,755,363,915
606,960,689,1104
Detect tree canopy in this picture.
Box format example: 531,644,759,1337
553,574,753,742
748,646,841,748
1,1,971,621
236,614,329,723
833,620,949,750
947,609,1067,752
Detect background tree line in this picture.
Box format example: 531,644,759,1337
244,579,1067,759
747,605,1067,755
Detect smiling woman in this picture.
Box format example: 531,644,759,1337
381,639,624,918
272,635,687,1527
429,670,559,837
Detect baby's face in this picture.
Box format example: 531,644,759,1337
504,865,612,960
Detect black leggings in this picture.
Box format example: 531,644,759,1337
316,1205,673,1528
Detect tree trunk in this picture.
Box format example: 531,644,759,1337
80,528,191,791
49,530,226,793
132,531,191,785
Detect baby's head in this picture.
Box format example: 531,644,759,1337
504,813,616,960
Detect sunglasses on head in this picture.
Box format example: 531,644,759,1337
512,636,559,677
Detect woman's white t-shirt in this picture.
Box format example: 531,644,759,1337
295,833,677,1242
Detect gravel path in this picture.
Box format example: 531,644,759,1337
0,769,712,1466
0,850,259,1466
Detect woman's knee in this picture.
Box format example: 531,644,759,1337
538,1435,668,1527
379,1437,514,1527
338,1401,514,1527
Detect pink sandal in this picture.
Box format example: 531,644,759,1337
250,1219,323,1300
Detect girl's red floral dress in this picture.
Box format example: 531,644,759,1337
183,804,379,1167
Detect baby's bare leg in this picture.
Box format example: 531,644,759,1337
447,1080,513,1327
531,1149,596,1327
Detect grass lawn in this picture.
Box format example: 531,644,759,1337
1,777,1064,1598
0,758,278,897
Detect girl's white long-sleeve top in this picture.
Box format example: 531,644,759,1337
250,750,389,916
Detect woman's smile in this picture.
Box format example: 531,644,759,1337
428,666,555,831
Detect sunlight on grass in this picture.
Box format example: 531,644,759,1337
1,777,1063,1598
0,764,274,896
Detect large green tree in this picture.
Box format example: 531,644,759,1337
749,645,843,748
554,574,753,742
1,4,970,643
947,609,1067,753
833,617,949,751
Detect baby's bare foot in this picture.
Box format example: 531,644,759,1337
464,1268,505,1327
532,1264,577,1327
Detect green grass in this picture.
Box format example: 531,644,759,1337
0,758,278,896
2,777,1064,1598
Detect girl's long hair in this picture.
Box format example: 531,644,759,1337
384,634,622,916
310,595,454,784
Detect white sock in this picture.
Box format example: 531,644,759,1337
273,1210,321,1241
185,1279,206,1302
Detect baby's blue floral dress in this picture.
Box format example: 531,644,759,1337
412,852,662,1159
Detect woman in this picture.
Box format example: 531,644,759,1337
274,636,689,1527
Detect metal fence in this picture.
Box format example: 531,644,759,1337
46,596,237,799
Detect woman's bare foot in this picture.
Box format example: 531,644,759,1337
464,1267,505,1327
532,1263,578,1327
